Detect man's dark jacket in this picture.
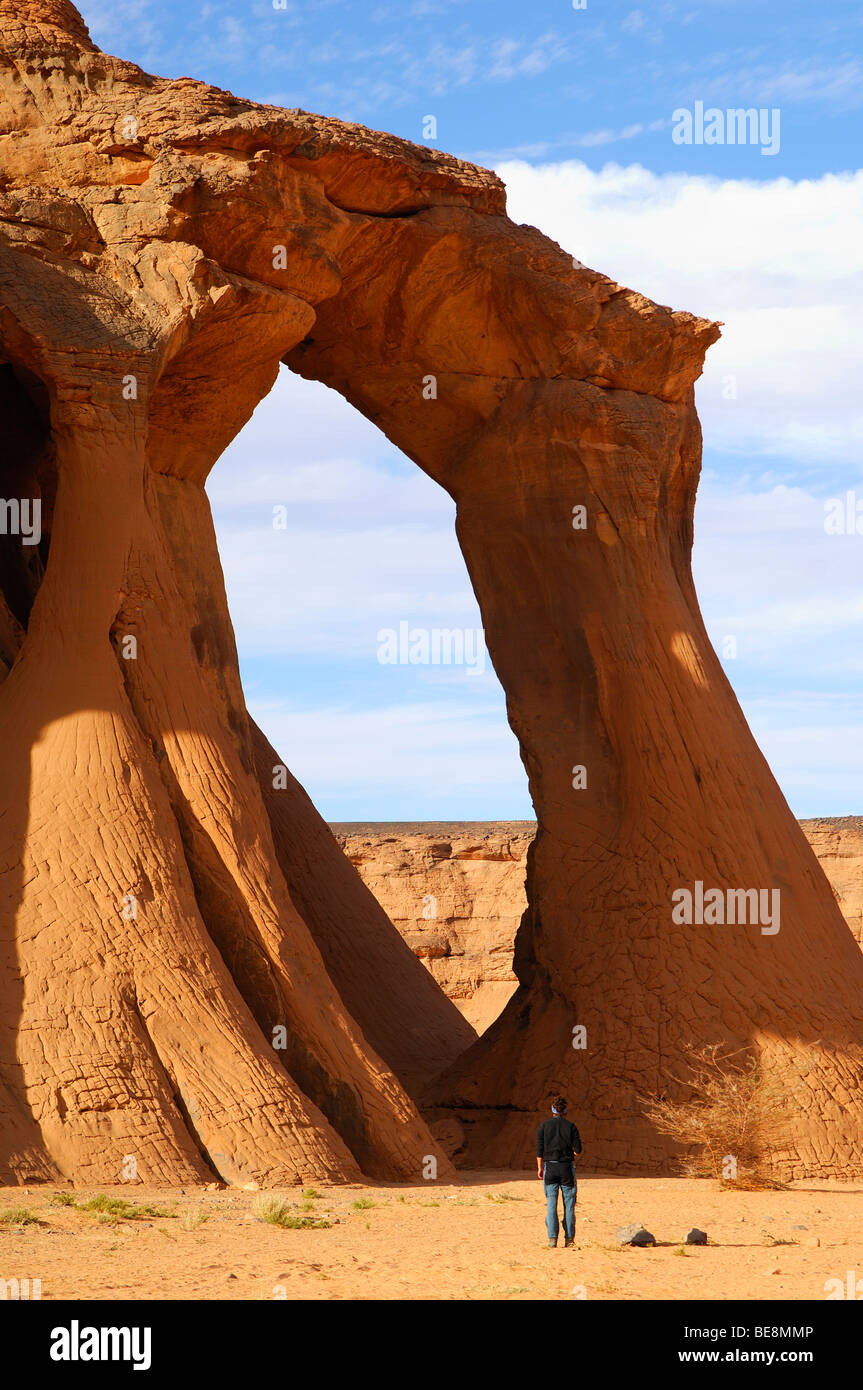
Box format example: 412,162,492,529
537,1116,581,1186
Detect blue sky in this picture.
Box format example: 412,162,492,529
80,0,863,820
83,0,863,178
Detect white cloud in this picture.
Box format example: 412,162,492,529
497,161,863,467
744,708,863,817
622,10,648,35
709,58,863,110
694,475,863,682
216,515,482,658
209,380,478,659
469,120,667,163
248,696,529,819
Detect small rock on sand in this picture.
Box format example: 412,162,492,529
616,1224,656,1247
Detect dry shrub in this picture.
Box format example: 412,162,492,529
253,1195,331,1229
641,1043,791,1190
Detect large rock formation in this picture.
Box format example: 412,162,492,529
336,819,863,1041
2,0,862,1184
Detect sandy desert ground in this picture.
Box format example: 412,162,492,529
2,1171,862,1302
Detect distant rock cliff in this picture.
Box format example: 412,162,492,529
335,817,863,1034
333,823,533,1033
799,818,863,946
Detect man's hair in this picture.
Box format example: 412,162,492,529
551,1096,568,1114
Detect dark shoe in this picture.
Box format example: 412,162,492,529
546,1239,557,1248
564,1238,574,1248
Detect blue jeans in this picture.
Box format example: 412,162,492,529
544,1177,576,1241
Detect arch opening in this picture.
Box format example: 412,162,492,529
206,363,533,1038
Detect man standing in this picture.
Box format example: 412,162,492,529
536,1096,582,1249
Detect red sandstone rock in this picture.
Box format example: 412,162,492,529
336,820,863,1045
332,824,530,1033
2,0,862,1185
799,818,863,947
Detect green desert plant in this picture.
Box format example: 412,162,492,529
77,1195,175,1221
253,1196,330,1230
180,1210,210,1231
641,1043,791,1190
350,1197,376,1210
0,1206,39,1226
761,1231,798,1247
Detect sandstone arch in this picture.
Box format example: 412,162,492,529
1,0,862,1186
